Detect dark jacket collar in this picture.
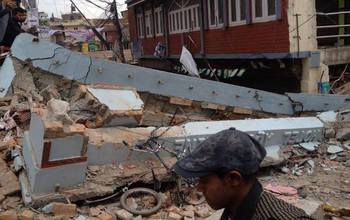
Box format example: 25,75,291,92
220,180,263,220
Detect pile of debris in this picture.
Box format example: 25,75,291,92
0,34,349,219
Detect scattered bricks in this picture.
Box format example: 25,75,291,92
0,139,17,151
169,97,193,107
97,212,114,220
0,210,18,220
233,107,253,115
89,207,101,217
52,203,77,217
43,120,64,138
115,209,133,220
0,170,20,196
168,212,181,220
18,210,34,220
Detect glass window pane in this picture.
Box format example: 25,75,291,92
184,10,188,29
172,14,175,31
150,14,153,34
240,0,246,20
189,9,192,29
180,11,183,30
176,12,179,30
218,0,224,24
160,10,163,33
209,0,215,25
193,8,197,27
255,0,262,17
231,0,236,22
268,0,276,16
155,12,159,34
169,15,172,32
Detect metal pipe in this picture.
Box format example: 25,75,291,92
317,24,350,29
317,34,350,39
317,11,350,16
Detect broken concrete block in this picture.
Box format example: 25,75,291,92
18,210,35,220
115,209,133,220
0,210,18,220
52,203,77,217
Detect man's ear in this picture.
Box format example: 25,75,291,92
224,171,243,187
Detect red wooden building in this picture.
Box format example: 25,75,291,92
126,0,350,94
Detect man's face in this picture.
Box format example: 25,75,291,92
196,174,239,210
14,12,26,22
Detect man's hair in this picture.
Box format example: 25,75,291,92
12,7,26,14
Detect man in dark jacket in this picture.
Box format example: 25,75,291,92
173,128,315,220
0,6,26,49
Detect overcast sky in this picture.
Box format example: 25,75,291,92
38,0,126,18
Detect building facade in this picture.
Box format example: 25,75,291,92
127,0,350,94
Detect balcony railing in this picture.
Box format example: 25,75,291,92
317,11,350,46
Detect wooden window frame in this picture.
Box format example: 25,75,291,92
228,0,246,26
208,0,224,28
252,0,277,23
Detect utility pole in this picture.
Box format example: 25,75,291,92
111,0,126,63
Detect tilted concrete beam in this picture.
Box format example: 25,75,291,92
21,111,334,200
9,34,350,115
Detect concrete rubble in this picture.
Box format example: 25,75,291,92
0,36,349,219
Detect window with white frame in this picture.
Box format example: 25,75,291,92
154,7,164,36
168,5,200,34
145,10,153,37
252,0,276,22
228,0,246,25
136,13,144,38
208,0,224,27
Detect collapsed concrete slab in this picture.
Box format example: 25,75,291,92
9,34,350,115
0,56,16,98
70,85,144,128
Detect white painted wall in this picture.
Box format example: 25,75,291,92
288,0,318,53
